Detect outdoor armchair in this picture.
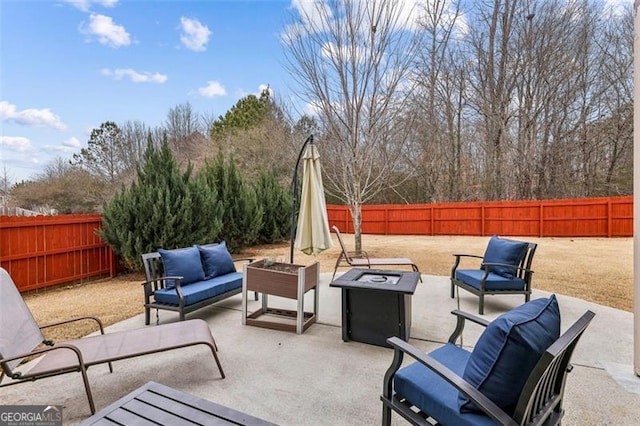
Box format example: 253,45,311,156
451,235,537,314
0,267,225,415
331,225,421,282
381,295,595,425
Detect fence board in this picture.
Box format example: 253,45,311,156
327,196,633,238
1,196,632,293
0,215,115,292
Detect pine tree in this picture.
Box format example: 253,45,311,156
254,169,291,243
101,135,221,270
198,153,262,252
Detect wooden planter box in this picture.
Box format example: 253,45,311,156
242,260,319,334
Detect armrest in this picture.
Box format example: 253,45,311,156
347,250,370,260
39,316,106,341
1,343,87,379
141,276,186,306
451,254,483,277
453,254,483,259
448,309,490,343
385,337,518,426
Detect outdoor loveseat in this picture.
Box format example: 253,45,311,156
142,242,254,325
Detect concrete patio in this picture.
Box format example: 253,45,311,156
2,273,639,425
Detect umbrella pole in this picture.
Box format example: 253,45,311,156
290,134,314,264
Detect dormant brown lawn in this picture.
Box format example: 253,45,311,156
23,235,632,341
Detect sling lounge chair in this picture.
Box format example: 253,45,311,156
0,267,225,415
331,226,421,282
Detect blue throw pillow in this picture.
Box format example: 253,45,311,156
158,246,205,286
459,295,561,415
197,242,236,278
482,236,528,278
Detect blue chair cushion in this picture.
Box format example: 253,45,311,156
198,242,236,278
482,236,528,278
154,272,243,306
158,246,205,286
459,295,561,415
455,269,526,292
394,343,497,426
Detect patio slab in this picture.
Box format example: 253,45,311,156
2,273,639,425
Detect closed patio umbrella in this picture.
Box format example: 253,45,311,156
291,137,333,261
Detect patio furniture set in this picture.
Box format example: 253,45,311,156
0,230,595,425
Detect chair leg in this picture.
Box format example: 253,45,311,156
450,282,455,299
208,341,225,379
145,307,150,325
478,293,484,315
382,404,392,426
79,366,96,414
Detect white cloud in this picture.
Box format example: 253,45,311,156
81,14,130,48
0,136,33,152
0,101,67,131
197,80,226,97
101,68,168,83
303,101,322,117
65,0,119,12
62,137,82,149
180,17,211,52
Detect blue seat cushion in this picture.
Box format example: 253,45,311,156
158,246,205,286
482,236,528,278
154,272,243,306
460,295,561,415
198,242,236,278
394,343,497,426
455,269,526,292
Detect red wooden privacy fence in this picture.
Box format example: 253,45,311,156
327,196,633,237
0,196,632,292
0,215,116,292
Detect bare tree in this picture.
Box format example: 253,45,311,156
165,102,202,154
466,0,523,200
410,0,467,202
284,0,422,251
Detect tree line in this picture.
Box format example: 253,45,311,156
5,1,632,251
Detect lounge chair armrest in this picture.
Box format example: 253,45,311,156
347,250,370,260
385,337,518,426
448,309,490,343
1,344,86,379
39,316,106,337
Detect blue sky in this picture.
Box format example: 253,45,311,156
0,0,296,182
0,0,629,184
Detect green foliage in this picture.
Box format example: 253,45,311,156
198,154,263,252
100,136,222,270
210,90,272,140
254,169,292,244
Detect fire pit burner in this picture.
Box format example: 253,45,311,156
356,273,400,285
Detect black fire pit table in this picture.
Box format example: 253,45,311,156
330,268,420,348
